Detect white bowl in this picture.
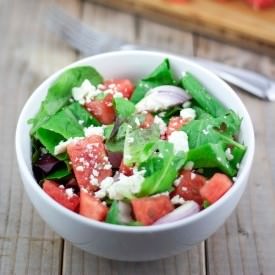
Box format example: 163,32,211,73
15,51,255,261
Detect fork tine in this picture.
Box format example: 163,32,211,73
45,6,125,55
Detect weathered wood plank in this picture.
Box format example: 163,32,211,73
196,37,275,275
62,3,205,274
0,0,80,274
63,241,205,275
137,19,194,56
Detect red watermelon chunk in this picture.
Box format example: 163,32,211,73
172,170,206,206
43,180,80,212
85,94,115,125
131,195,174,225
200,173,233,204
79,189,108,221
67,135,112,191
104,79,135,99
166,116,188,137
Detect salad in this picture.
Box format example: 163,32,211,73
29,59,246,226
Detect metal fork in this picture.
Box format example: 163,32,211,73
45,6,275,101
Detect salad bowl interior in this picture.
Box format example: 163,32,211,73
15,51,254,261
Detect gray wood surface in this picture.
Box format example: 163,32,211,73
0,0,274,274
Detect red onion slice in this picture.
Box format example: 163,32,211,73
153,201,200,225
136,85,191,113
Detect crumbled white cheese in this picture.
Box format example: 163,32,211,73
180,108,196,121
225,148,234,161
168,131,189,154
54,137,83,155
94,177,114,199
107,172,144,200
113,92,123,98
236,163,240,169
84,126,105,138
78,120,84,125
232,177,237,182
135,94,171,113
72,79,99,104
191,172,196,180
154,115,167,135
94,170,145,200
171,195,185,205
65,188,74,199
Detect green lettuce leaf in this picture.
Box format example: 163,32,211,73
187,142,236,177
130,58,176,103
181,72,227,117
30,66,103,134
182,112,242,149
114,97,136,119
124,124,160,166
35,103,98,155
138,141,184,197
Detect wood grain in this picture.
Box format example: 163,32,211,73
196,38,275,275
0,0,79,274
1,0,275,274
88,0,275,56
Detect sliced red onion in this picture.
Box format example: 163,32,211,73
153,201,200,225
136,85,191,113
107,151,123,169
35,153,59,173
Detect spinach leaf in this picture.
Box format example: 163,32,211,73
138,141,181,196
105,123,129,152
35,128,64,155
181,72,227,117
35,103,98,155
30,66,103,134
130,58,176,103
182,112,242,149
114,97,136,119
187,142,236,177
46,163,71,180
158,106,182,123
124,124,160,165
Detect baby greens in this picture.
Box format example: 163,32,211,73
130,59,176,104
30,66,103,134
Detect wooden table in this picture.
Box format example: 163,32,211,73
1,0,274,274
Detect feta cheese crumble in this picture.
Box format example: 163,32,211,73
72,79,100,104
94,170,145,200
180,108,196,121
168,131,189,154
84,125,105,138
54,137,83,155
65,188,74,199
171,195,185,205
225,148,234,161
153,115,167,135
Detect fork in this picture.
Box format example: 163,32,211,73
45,6,275,101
